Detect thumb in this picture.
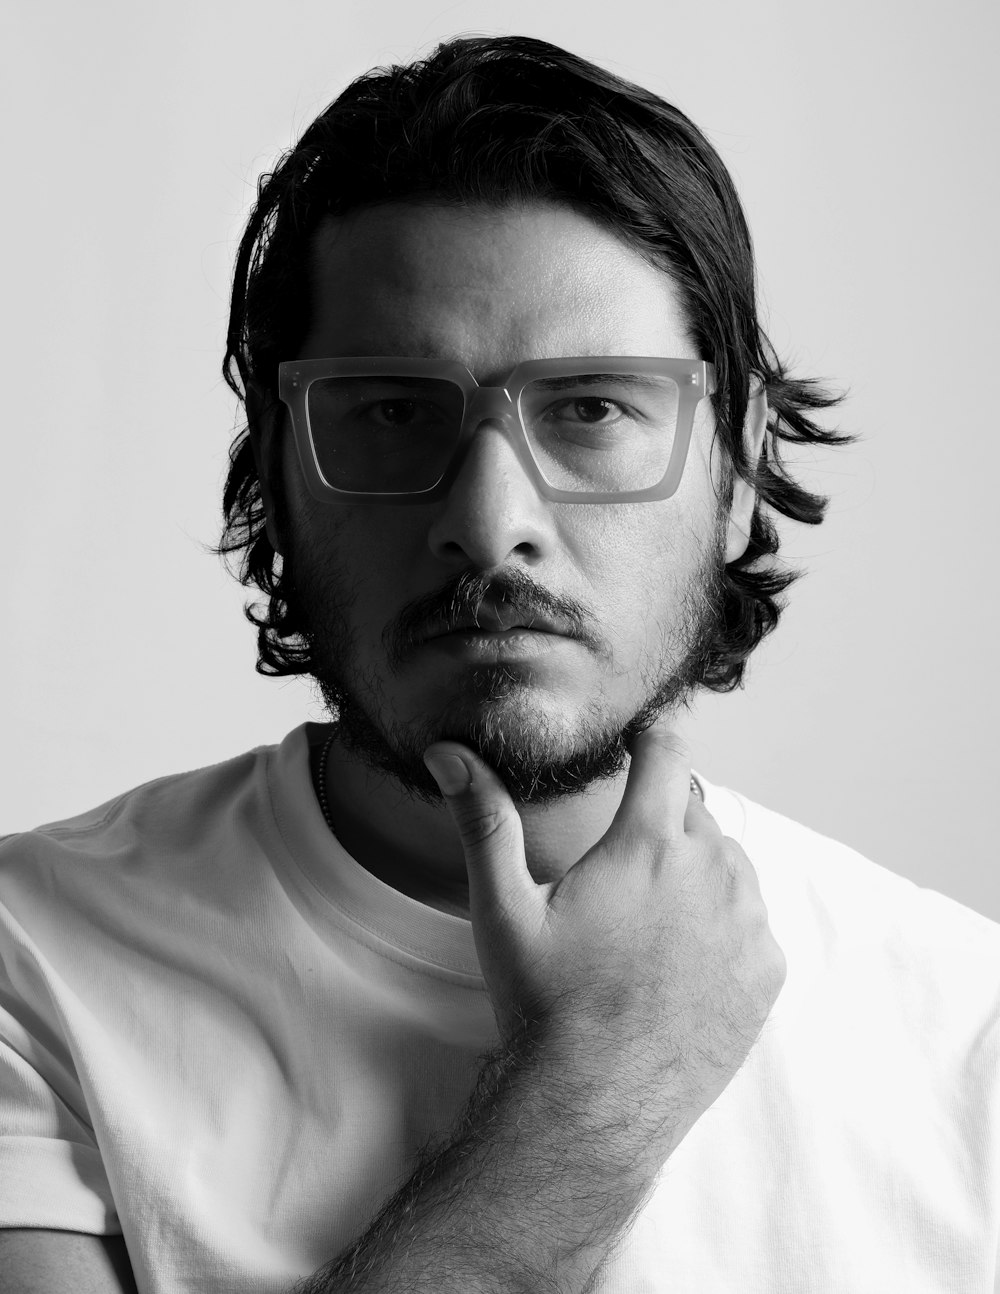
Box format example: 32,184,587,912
423,743,540,923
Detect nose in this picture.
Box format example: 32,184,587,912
425,399,556,570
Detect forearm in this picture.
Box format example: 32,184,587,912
294,1030,668,1294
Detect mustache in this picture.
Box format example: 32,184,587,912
386,567,602,664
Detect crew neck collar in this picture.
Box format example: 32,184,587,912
263,721,723,981
264,723,482,979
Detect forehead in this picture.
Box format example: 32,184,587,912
299,200,696,376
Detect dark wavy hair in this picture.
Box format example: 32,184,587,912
218,33,857,691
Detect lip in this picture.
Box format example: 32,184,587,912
426,606,569,638
427,627,570,661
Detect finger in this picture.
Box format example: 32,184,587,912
607,719,694,845
423,743,542,922
684,788,722,836
720,837,765,901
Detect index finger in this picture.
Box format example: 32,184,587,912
606,719,694,845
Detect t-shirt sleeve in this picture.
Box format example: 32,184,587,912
0,903,121,1233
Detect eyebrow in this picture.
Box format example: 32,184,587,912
524,373,669,392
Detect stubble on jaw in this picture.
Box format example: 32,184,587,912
279,506,728,808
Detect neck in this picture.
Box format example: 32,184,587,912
313,727,639,919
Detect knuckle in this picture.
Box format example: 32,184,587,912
721,836,749,868
720,838,743,878
690,797,723,837
651,822,688,855
769,942,789,989
616,821,676,861
723,840,760,890
452,802,511,848
650,728,690,765
707,838,744,897
665,730,691,759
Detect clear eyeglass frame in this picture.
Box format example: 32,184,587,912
276,355,717,505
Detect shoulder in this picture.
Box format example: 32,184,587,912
709,777,997,934
1,741,274,869
0,738,290,935
702,777,1000,1043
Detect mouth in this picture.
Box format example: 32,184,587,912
425,623,568,662
441,626,553,640
427,605,568,639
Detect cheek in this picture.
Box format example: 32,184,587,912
566,506,682,651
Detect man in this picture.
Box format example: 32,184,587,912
2,32,998,1294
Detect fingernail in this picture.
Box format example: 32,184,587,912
424,752,471,795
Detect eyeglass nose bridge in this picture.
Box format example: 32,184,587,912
449,383,543,485
456,382,526,448
463,384,517,425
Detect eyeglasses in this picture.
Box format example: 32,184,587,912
276,356,716,504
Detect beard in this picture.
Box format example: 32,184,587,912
283,507,729,808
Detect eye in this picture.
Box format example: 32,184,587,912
547,397,628,426
360,399,448,430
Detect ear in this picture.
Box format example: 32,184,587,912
246,382,285,556
725,379,769,563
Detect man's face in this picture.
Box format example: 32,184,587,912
267,200,740,806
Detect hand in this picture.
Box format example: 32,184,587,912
423,721,787,1150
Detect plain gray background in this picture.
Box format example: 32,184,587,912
2,0,997,920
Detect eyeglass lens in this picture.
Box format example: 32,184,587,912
305,370,682,494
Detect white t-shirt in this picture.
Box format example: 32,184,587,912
1,722,998,1293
